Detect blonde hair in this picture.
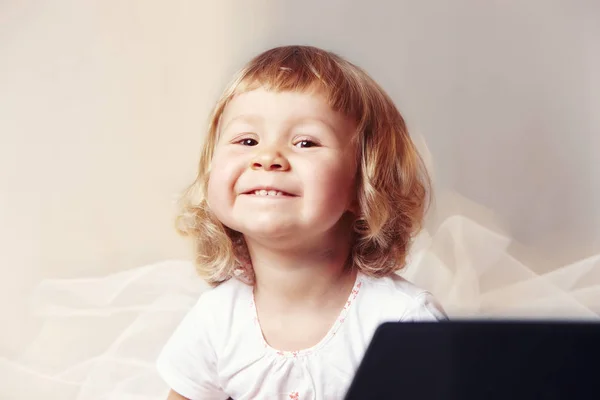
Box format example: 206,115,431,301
178,45,431,286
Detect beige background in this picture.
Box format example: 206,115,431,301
1,0,599,357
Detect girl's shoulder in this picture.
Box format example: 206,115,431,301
356,272,447,321
186,277,254,332
358,272,428,299
193,277,254,319
199,276,252,306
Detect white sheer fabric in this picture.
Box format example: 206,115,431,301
1,216,598,399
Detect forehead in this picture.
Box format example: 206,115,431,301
220,88,356,134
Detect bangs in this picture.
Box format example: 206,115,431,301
232,46,367,122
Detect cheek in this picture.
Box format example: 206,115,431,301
206,173,227,219
307,161,357,210
206,166,240,230
206,153,241,208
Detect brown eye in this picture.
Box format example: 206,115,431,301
296,140,318,148
238,138,258,146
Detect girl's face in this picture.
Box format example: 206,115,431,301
207,88,358,246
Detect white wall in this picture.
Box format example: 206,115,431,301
0,0,278,356
2,0,598,355
259,0,600,268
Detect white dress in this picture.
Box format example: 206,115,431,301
156,272,446,400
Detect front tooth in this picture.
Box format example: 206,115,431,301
268,190,278,196
258,189,268,196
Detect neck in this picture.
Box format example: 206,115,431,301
245,217,356,309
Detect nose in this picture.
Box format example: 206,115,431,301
250,148,290,171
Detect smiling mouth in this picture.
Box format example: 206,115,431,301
243,189,296,197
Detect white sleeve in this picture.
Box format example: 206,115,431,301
156,294,228,400
400,292,448,322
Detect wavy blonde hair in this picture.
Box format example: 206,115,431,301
178,45,431,286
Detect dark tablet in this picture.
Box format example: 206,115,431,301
345,320,600,399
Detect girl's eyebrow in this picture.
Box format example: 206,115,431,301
221,114,342,136
293,117,337,133
221,114,263,132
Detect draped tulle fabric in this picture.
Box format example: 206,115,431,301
1,215,599,399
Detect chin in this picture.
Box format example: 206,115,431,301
242,225,297,241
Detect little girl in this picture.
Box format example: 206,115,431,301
157,45,446,400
